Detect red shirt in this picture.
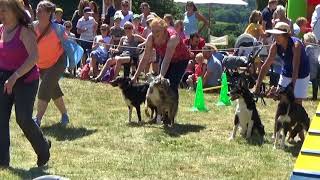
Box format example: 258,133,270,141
153,28,190,63
308,0,320,5
183,37,206,55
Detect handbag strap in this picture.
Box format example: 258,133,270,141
36,22,52,43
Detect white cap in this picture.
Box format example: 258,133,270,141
265,22,290,34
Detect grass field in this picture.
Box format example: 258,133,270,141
0,78,318,179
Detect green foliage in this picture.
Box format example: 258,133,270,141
132,0,182,19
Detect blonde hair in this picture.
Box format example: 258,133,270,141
150,17,168,29
195,53,204,59
304,32,317,44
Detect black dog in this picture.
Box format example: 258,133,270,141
110,77,149,123
274,84,310,149
229,74,265,141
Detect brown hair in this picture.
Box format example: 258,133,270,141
163,14,174,27
78,0,90,16
249,10,262,24
185,1,197,12
100,24,110,35
296,17,307,27
37,0,56,20
90,1,99,14
0,0,32,27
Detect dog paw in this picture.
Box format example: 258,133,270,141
273,145,277,150
228,137,234,141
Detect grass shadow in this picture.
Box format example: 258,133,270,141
42,123,97,141
8,166,50,179
163,123,206,137
284,140,303,157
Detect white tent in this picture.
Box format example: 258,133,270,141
174,0,248,41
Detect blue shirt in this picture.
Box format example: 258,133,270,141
276,37,310,78
183,12,198,37
205,55,223,87
262,7,274,30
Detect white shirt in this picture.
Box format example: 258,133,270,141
115,10,133,27
94,35,112,51
76,16,96,40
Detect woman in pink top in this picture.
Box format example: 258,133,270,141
0,0,51,168
33,1,69,127
132,17,190,94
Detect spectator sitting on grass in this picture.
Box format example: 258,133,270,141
294,17,311,38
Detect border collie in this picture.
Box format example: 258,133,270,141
228,74,265,141
274,84,310,149
110,77,149,123
146,76,178,126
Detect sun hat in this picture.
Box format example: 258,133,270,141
83,7,93,14
265,22,291,34
55,8,63,13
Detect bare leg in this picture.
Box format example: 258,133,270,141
128,106,132,123
246,120,254,139
96,58,116,79
89,57,98,77
53,97,67,115
36,99,49,122
114,57,130,78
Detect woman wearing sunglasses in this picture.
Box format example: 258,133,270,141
94,22,145,82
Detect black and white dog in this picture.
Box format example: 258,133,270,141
274,84,310,149
228,74,265,141
110,76,149,123
146,76,178,126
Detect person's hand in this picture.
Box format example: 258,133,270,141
4,73,18,95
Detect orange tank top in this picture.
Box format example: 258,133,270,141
36,27,63,69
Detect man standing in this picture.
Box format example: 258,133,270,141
139,2,157,27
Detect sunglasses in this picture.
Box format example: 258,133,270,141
100,28,107,31
122,4,129,7
124,27,133,30
65,26,71,28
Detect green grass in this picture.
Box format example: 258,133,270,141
0,78,318,179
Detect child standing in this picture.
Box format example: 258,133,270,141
110,14,125,45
